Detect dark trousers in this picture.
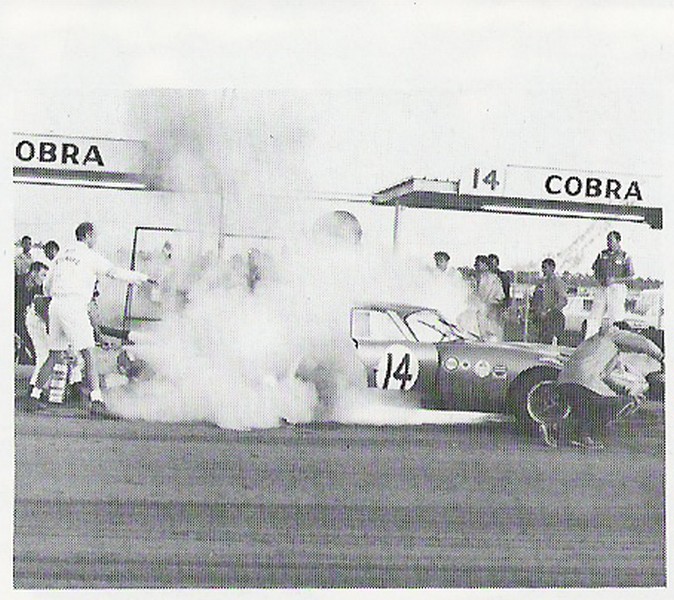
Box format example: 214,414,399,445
14,314,35,365
557,383,623,439
540,309,565,344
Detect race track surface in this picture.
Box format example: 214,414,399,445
14,410,665,589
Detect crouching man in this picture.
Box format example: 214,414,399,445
554,321,664,449
28,222,152,415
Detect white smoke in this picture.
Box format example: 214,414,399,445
103,233,479,429
102,91,480,429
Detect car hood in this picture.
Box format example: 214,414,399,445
496,341,574,357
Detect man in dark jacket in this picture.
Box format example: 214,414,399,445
585,230,634,339
555,321,663,448
531,258,568,343
15,261,49,364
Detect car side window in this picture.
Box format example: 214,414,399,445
583,299,593,311
351,309,407,342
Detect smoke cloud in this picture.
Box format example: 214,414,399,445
104,91,480,429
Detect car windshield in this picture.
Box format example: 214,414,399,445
404,310,479,343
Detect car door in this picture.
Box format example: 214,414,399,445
435,342,512,412
351,308,439,404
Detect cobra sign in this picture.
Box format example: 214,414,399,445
13,133,149,189
463,164,660,205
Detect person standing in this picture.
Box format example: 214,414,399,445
15,261,49,365
433,251,451,273
43,240,60,263
531,258,568,344
474,254,505,340
488,253,511,309
15,235,34,278
431,250,471,319
25,268,52,387
585,231,634,339
433,250,465,287
555,321,663,449
28,222,151,413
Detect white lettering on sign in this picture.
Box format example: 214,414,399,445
15,140,105,167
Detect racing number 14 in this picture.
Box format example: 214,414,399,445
382,351,414,390
472,168,500,191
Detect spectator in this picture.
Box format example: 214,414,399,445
247,247,263,292
555,321,663,449
488,253,512,309
531,258,568,344
15,235,33,278
15,261,49,364
431,250,469,316
28,222,151,413
43,240,60,262
26,275,52,388
585,231,634,339
433,251,451,273
474,254,505,340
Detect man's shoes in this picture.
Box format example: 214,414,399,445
570,436,605,450
88,399,109,419
87,399,120,420
18,393,48,413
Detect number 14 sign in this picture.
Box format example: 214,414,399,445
462,167,505,196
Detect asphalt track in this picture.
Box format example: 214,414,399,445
14,407,665,589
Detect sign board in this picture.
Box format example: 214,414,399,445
373,173,662,229
13,133,149,189
461,164,660,206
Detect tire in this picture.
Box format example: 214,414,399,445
525,380,571,426
508,369,566,436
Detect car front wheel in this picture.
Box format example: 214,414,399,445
526,379,570,428
509,370,568,437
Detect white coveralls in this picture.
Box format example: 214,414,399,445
475,271,505,341
45,241,148,352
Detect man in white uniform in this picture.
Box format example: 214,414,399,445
474,254,505,341
28,222,151,414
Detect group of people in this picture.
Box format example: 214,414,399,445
433,250,511,341
15,224,660,449
436,232,662,451
531,230,635,344
15,223,153,414
433,229,637,347
549,230,656,449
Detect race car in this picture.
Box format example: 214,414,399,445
352,303,574,433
